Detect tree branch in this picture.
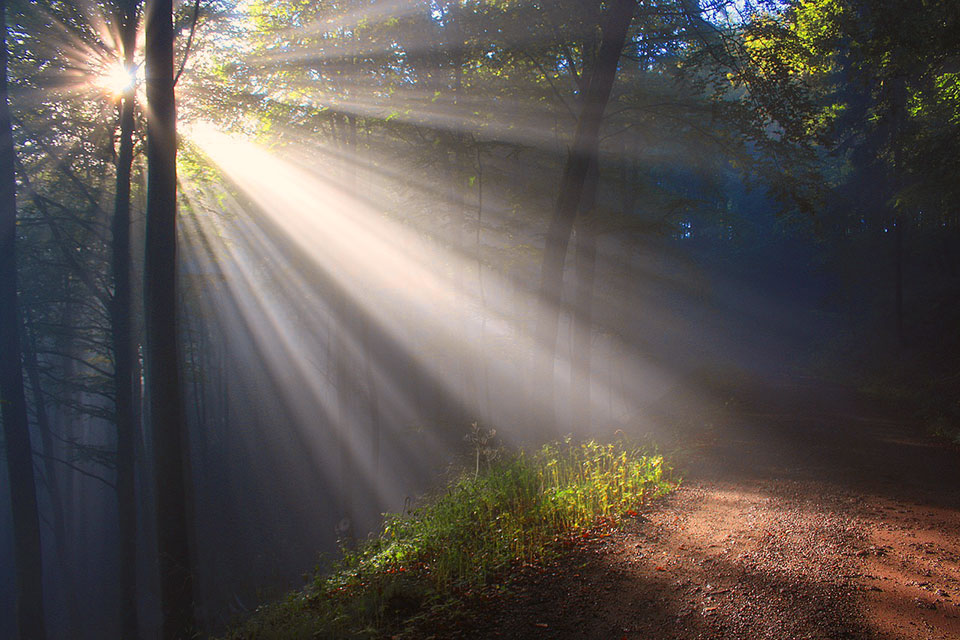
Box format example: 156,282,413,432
174,0,202,86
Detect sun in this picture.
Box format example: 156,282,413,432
97,60,136,97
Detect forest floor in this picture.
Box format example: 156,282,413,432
419,378,960,639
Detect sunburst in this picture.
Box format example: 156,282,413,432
96,59,136,97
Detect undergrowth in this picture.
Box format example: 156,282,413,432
223,437,676,639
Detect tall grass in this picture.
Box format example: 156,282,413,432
225,438,675,639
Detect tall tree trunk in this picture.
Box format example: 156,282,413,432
0,2,47,637
450,8,476,426
360,315,381,479
112,1,140,637
347,115,383,480
887,75,908,349
20,314,75,632
334,309,356,543
475,141,492,425
534,0,636,433
894,218,905,347
333,113,358,544
144,0,194,637
571,161,600,432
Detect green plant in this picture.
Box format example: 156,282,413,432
464,422,501,478
223,438,675,639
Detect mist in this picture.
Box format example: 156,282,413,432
2,1,958,638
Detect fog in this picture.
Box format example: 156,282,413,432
3,1,957,638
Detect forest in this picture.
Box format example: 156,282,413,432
1,0,959,638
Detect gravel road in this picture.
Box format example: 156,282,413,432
462,379,960,639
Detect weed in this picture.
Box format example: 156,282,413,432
223,437,675,639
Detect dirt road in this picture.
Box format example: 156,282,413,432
467,379,960,639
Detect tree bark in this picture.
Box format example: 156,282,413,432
894,218,905,347
475,141,492,425
20,313,75,631
348,115,383,480
0,1,47,637
571,161,600,432
888,75,907,350
360,315,381,479
112,1,140,636
144,0,195,637
534,0,636,433
333,113,358,544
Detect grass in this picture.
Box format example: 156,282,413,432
223,437,676,639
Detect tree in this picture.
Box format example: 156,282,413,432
111,0,141,635
534,0,637,431
0,0,47,637
746,0,960,345
144,0,195,636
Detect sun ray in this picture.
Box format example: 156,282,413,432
178,121,679,458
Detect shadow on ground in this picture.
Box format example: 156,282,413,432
440,376,960,639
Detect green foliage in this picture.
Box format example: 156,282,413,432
765,0,960,218
223,438,675,639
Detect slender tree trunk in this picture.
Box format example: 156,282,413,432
20,315,74,631
0,2,47,637
144,0,194,637
475,142,492,425
887,74,908,350
112,1,140,636
334,306,356,543
333,113,358,544
571,161,600,431
534,0,636,433
440,5,477,426
341,114,384,480
894,217,905,348
360,315,381,478
51,289,80,630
